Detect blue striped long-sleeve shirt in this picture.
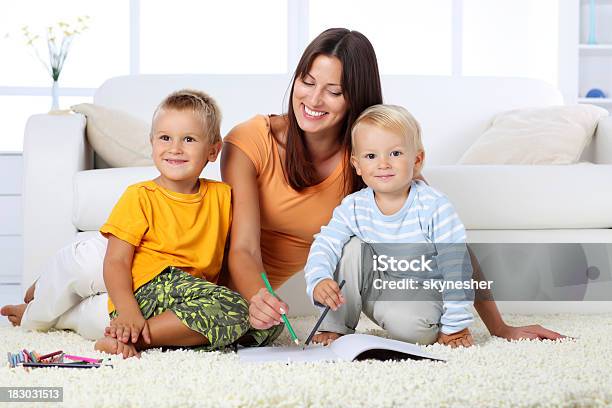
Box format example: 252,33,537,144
304,180,474,334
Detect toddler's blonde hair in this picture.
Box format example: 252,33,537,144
151,89,222,144
351,104,424,154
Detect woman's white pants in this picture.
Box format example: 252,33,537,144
21,233,109,340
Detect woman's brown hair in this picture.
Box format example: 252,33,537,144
285,28,383,195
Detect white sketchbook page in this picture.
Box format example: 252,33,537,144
238,334,441,363
329,334,441,361
238,344,339,363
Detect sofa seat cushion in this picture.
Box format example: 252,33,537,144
73,164,612,232
425,164,612,229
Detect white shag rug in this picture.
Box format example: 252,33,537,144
1,314,612,408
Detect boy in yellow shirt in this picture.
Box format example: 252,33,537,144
95,89,281,357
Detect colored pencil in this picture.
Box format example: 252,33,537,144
64,354,101,364
23,362,101,369
39,350,63,361
260,272,299,345
28,351,37,363
304,279,346,347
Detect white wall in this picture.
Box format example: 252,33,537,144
0,1,584,290
1,0,572,151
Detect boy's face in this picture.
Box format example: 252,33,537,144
351,122,424,197
151,108,220,188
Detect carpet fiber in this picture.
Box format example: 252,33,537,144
1,314,612,407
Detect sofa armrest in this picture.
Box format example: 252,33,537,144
594,116,612,164
21,113,92,292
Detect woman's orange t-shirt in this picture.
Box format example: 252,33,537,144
224,115,346,288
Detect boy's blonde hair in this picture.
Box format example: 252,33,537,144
351,104,424,154
151,89,222,144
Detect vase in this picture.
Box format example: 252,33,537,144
50,80,59,111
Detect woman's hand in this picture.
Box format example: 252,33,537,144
107,308,151,344
248,287,288,330
313,279,345,311
493,323,566,341
474,297,566,342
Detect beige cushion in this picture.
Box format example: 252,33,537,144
71,103,153,167
458,105,609,165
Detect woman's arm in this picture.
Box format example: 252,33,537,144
221,143,285,329
421,177,564,340
103,235,150,344
469,246,564,340
474,300,563,340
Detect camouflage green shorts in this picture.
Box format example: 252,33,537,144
110,266,282,351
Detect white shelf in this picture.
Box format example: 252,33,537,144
578,97,612,104
579,44,612,55
579,44,612,48
577,0,612,111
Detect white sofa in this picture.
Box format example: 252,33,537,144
22,75,612,315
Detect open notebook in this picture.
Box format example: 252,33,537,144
237,333,443,363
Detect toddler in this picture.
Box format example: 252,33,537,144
304,104,474,348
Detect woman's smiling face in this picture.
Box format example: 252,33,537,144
292,54,349,138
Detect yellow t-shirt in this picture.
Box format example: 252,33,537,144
224,115,345,288
100,179,232,312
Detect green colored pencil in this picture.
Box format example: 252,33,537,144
260,272,299,345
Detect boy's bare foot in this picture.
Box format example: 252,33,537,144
312,331,343,345
1,304,27,326
24,282,36,304
94,337,140,359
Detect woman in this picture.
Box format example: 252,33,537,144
3,28,562,344
221,28,562,343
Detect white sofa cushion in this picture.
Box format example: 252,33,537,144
425,164,612,229
73,164,222,231
71,103,154,167
458,105,609,165
73,163,612,232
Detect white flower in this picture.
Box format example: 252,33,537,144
18,16,90,81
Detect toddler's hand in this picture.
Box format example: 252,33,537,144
437,327,474,348
313,279,345,311
108,308,151,344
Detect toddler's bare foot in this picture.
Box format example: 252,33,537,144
24,282,36,303
1,304,27,326
312,331,343,346
94,337,118,354
94,337,140,359
436,327,474,348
